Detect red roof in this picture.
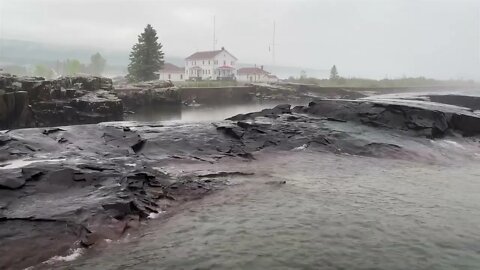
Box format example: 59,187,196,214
237,67,270,75
159,63,184,73
185,48,238,60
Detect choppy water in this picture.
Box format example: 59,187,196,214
58,151,480,270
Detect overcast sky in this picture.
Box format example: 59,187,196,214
1,0,479,79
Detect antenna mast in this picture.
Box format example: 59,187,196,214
272,21,276,65
213,16,216,50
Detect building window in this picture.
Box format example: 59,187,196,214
180,74,183,79
203,60,205,65
194,61,196,65
223,60,226,65
168,74,171,79
208,60,210,64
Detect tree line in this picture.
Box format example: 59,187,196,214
2,24,165,82
1,52,107,79
290,65,477,88
34,53,107,79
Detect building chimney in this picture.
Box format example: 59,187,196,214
221,46,225,50
261,65,264,70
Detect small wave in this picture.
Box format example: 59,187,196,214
0,158,66,170
148,210,165,219
44,248,84,264
442,140,465,149
293,144,308,151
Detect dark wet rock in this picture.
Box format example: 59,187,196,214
0,74,123,130
216,126,244,140
42,127,65,135
227,104,292,121
116,81,180,111
131,139,147,153
449,114,480,136
197,171,254,178
251,83,367,102
427,94,480,111
1,94,480,269
102,126,147,154
57,137,68,143
102,201,142,220
21,167,44,181
265,180,287,185
295,99,480,138
0,176,26,189
0,134,12,147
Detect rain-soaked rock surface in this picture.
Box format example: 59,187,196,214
0,74,123,130
1,93,480,269
248,83,367,102
115,81,181,111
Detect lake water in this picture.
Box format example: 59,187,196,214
124,102,293,123
57,150,480,270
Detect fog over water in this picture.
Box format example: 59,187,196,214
1,0,479,79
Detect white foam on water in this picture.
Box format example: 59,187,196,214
293,144,308,151
0,158,66,170
442,140,465,149
148,210,165,219
44,248,84,264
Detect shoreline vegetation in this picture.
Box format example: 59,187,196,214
140,76,480,90
286,76,479,89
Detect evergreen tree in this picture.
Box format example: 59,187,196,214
127,24,164,82
89,52,106,76
330,65,339,80
300,70,307,80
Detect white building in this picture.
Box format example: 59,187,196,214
156,63,185,81
237,66,279,83
185,47,237,80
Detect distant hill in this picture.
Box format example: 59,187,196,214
0,39,127,66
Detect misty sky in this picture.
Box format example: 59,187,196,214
1,0,479,79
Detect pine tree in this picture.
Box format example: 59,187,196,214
127,24,164,82
89,52,106,76
330,65,339,80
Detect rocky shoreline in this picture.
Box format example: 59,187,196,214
1,73,374,130
1,92,480,269
0,74,123,130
